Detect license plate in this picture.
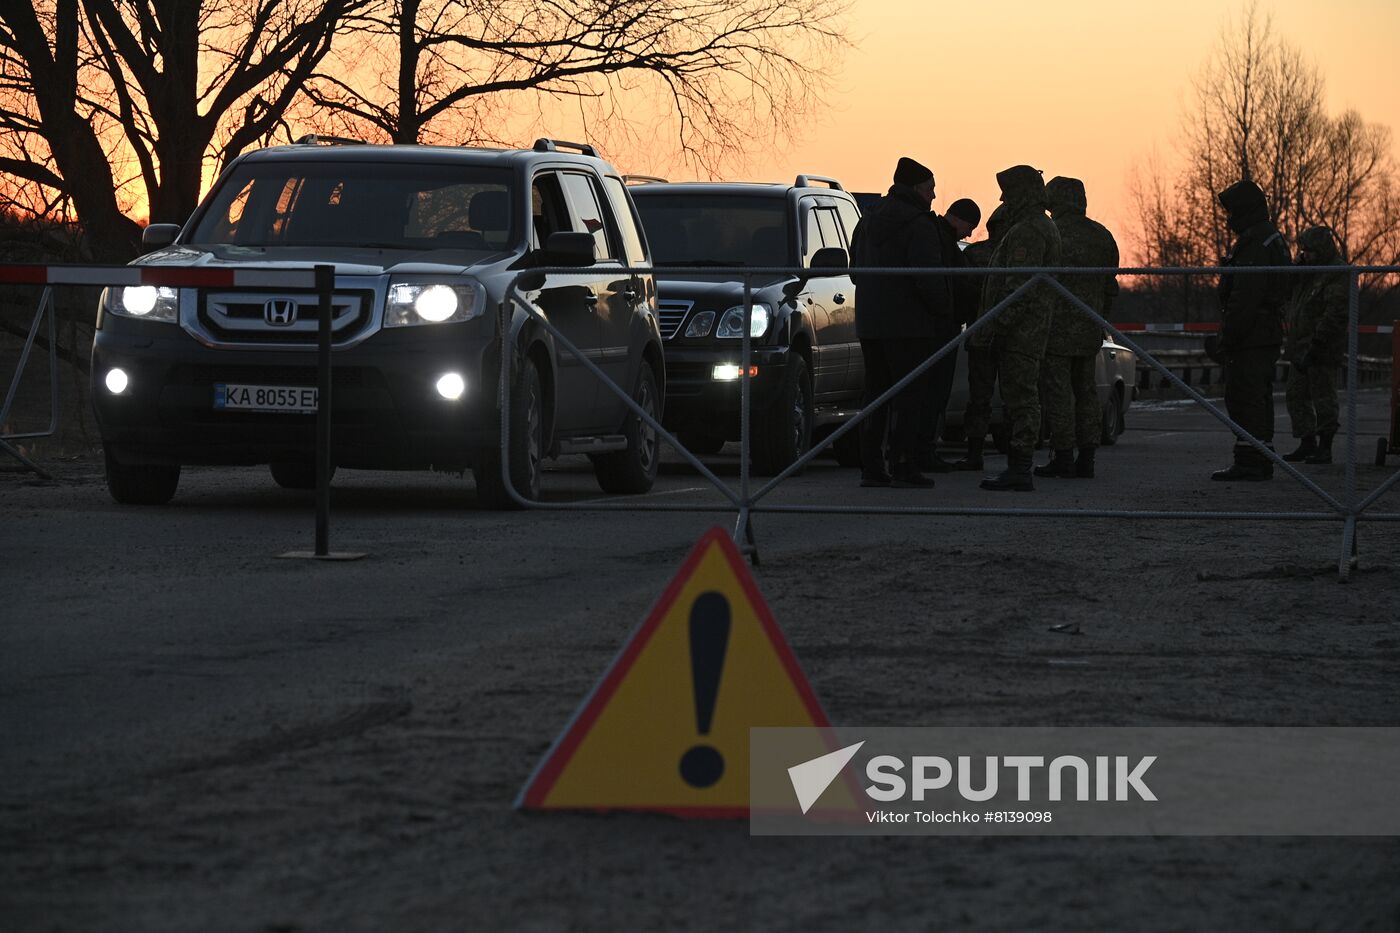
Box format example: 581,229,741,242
214,383,318,413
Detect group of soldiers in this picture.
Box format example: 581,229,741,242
850,159,1349,489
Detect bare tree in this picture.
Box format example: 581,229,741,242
290,0,849,172
0,0,366,261
1133,1,1400,305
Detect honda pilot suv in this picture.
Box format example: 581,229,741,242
628,177,864,472
92,138,664,507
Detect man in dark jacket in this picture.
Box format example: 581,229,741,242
919,197,981,471
849,156,952,487
1209,179,1291,481
1282,225,1348,464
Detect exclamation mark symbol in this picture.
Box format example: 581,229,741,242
679,591,730,788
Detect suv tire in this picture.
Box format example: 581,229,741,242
1100,386,1123,446
104,444,179,505
592,364,660,494
752,354,813,475
475,356,544,508
270,459,333,489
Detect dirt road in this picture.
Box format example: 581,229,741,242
3,394,1399,931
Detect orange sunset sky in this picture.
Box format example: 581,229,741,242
552,0,1400,262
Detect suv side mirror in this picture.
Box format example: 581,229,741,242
141,223,180,252
809,246,848,270
537,231,596,268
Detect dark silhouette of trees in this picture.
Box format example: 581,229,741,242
0,0,366,261
291,0,848,171
1131,1,1399,316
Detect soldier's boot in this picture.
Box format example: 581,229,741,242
1074,446,1096,479
890,457,935,488
980,450,1034,492
952,437,985,471
1211,445,1272,482
1282,435,1317,462
1033,449,1075,478
1305,431,1335,465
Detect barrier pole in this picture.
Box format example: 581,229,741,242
1391,318,1399,454
736,273,757,564
1340,269,1360,581
280,264,363,561
315,264,333,555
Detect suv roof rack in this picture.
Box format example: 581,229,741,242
795,174,845,191
533,138,600,158
294,133,369,146
623,174,668,185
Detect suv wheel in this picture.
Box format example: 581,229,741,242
592,365,660,494
270,459,333,489
475,356,544,508
752,354,813,475
104,443,179,505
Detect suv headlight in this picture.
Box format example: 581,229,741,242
103,285,178,322
716,303,771,339
386,282,485,327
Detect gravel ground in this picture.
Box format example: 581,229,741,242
3,393,1399,932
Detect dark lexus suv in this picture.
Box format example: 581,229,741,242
92,138,664,507
628,177,864,472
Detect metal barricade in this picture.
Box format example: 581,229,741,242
499,263,1400,580
1,286,58,478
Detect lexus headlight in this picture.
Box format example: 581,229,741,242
716,303,771,339
103,285,178,322
386,282,484,327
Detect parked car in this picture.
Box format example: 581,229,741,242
628,176,865,472
941,335,1136,448
91,137,665,507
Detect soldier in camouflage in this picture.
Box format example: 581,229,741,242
1209,179,1292,481
951,204,1009,471
1282,225,1348,465
973,165,1062,492
1035,177,1119,479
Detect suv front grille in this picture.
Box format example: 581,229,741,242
657,299,694,340
197,289,375,346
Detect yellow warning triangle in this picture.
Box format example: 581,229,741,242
517,527,848,817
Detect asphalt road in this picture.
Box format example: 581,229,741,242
3,391,1399,931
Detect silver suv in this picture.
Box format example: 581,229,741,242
91,138,664,507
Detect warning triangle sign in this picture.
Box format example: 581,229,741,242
516,526,846,817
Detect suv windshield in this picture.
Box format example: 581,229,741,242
187,161,516,251
631,193,790,267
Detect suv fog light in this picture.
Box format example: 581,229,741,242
435,372,466,400
105,367,130,394
712,364,758,382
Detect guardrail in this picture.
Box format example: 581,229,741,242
499,262,1400,581
1114,331,1390,397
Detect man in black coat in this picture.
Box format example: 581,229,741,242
918,198,981,472
1209,179,1292,481
849,156,953,487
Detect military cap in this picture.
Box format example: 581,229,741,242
947,198,981,226
1217,179,1267,217
894,157,934,186
996,164,1044,201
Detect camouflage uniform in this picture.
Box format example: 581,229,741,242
1284,225,1347,441
959,203,1009,454
970,166,1061,457
1041,177,1119,455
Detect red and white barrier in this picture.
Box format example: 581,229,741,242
1115,322,1394,334
0,264,317,289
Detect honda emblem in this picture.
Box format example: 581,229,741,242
264,298,298,326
